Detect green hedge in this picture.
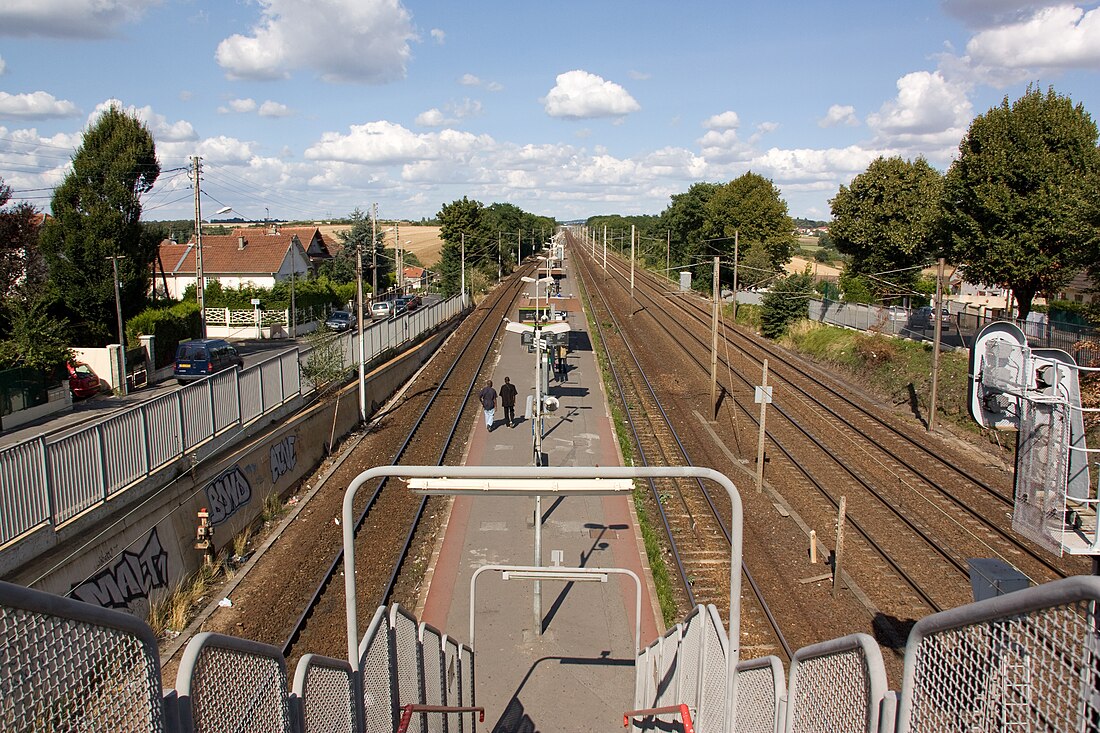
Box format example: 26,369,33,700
182,277,344,311
127,301,200,368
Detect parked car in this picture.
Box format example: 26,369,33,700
174,338,244,384
371,300,395,319
396,294,421,312
66,361,101,399
908,306,933,330
325,310,356,332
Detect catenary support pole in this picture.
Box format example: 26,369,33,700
711,256,719,417
929,257,945,432
833,496,847,597
756,359,769,492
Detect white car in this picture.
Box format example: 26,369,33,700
371,300,395,319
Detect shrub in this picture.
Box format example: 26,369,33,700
127,301,200,368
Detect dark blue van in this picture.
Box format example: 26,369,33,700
174,338,244,384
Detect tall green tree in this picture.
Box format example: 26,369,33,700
939,85,1100,319
0,178,44,299
659,182,719,270
319,208,391,290
39,105,160,345
830,156,943,302
761,269,814,339
703,172,795,283
436,197,485,296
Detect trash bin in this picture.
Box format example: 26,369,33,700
968,558,1029,602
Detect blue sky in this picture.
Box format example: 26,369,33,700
2,1,1100,224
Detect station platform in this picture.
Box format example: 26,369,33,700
419,254,662,733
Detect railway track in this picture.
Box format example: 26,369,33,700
575,244,793,661
283,267,535,662
568,231,1087,623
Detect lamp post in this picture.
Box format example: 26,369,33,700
194,204,233,338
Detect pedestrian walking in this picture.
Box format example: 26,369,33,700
478,380,498,431
499,376,518,427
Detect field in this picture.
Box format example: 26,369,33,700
315,223,445,267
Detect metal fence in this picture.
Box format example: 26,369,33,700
809,298,1100,364
0,295,464,547
784,633,887,733
293,654,357,733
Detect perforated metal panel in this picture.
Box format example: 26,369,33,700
786,633,885,733
177,632,292,733
902,576,1100,733
293,654,356,733
420,624,446,733
391,605,423,733
101,409,146,494
359,606,396,733
1013,399,1069,556
443,636,461,733
678,606,704,713
654,624,682,708
734,656,784,733
143,393,182,470
698,605,728,733
48,429,102,522
0,580,164,733
459,644,475,733
179,381,214,451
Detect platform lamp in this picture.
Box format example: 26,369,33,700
195,204,234,338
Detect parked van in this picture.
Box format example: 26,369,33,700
174,338,244,384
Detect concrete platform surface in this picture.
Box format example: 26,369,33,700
420,251,661,733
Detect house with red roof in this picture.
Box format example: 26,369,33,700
155,229,311,299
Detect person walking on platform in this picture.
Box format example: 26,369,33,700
478,380,498,431
499,376,518,427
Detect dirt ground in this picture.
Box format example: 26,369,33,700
316,223,444,267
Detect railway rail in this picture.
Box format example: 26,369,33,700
568,231,1086,637
576,250,793,661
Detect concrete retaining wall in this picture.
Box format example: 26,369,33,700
4,324,454,618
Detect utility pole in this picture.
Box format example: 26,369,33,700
516,231,521,267
711,256,719,416
460,232,466,307
630,224,635,311
755,360,770,492
395,221,402,295
357,208,368,422
497,231,502,283
371,205,378,299
929,257,945,432
602,225,607,271
666,229,670,279
108,253,128,396
191,155,206,338
732,230,739,321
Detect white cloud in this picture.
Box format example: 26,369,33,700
818,104,859,127
0,56,6,75
305,120,492,165
702,111,740,130
219,98,257,114
0,91,80,120
215,0,415,83
697,128,752,164
866,71,972,145
486,81,504,92
259,100,293,117
459,73,481,86
966,4,1100,68
430,28,445,44
0,0,158,39
543,70,641,120
628,70,651,80
88,99,197,142
416,108,448,127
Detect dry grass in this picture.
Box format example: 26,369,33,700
315,223,444,267
146,560,228,638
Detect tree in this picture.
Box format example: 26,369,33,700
830,156,942,302
39,105,160,345
703,172,795,275
939,85,1100,319
0,179,45,299
659,182,719,270
761,269,814,339
436,197,484,296
0,296,73,372
319,208,391,290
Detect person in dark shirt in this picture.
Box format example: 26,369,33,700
499,376,518,427
478,380,498,431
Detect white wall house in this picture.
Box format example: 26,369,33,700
155,230,312,299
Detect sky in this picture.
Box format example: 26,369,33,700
2,1,1100,225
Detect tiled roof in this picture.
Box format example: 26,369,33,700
160,233,304,275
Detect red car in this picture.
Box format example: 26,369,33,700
66,361,101,399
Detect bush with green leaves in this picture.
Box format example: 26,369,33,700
761,270,814,339
126,300,200,367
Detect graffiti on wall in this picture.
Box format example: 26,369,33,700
270,434,297,484
70,528,169,609
204,464,253,525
